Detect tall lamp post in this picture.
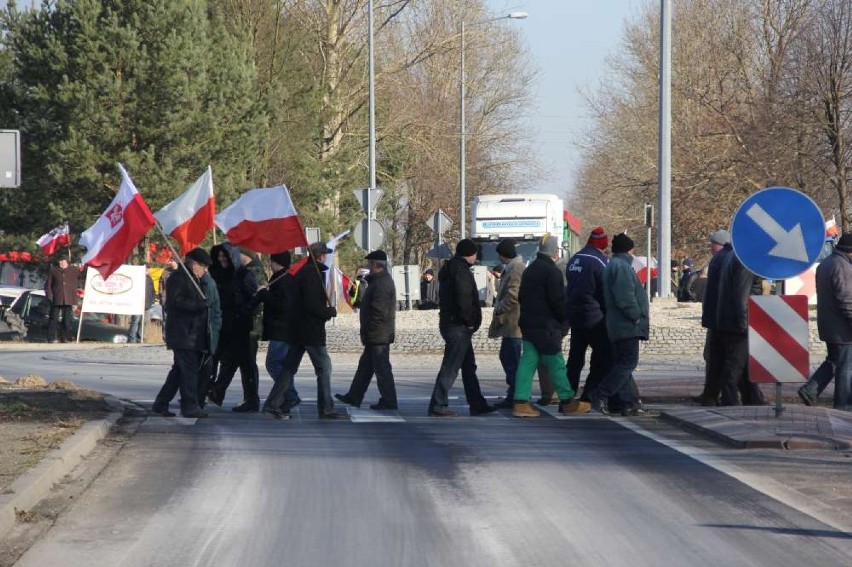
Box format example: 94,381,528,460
459,11,528,239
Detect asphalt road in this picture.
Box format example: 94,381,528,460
3,348,852,566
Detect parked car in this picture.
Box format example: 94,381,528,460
0,290,129,343
0,285,28,313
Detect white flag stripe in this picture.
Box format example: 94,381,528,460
154,167,213,232
751,296,809,351
215,186,297,232
748,330,807,382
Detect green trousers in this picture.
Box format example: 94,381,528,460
514,340,575,402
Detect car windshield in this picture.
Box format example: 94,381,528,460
0,295,16,306
476,241,539,268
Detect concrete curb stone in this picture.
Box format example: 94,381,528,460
0,410,122,538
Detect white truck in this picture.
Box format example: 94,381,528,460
469,193,565,267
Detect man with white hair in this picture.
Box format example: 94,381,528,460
336,250,399,410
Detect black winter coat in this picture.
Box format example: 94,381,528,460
164,269,209,352
519,253,569,355
360,270,396,345
289,260,336,346
232,259,266,337
701,245,732,329
258,268,292,342
438,256,482,331
564,245,608,330
716,252,763,335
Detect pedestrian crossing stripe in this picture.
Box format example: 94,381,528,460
347,408,405,423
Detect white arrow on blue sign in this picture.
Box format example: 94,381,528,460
730,187,825,280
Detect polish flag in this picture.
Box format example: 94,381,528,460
336,267,356,307
36,223,71,256
79,163,156,279
215,185,308,254
154,166,214,256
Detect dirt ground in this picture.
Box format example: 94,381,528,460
0,386,111,493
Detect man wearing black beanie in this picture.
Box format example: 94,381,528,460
427,239,496,417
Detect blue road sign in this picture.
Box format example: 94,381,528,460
730,187,825,280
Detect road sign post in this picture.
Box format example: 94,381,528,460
353,219,385,251
353,188,384,252
0,130,21,189
426,209,453,261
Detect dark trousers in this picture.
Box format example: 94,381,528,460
718,330,765,406
801,343,852,410
153,349,203,415
345,344,398,406
566,321,611,398
429,325,489,412
498,337,522,400
263,340,302,411
211,331,260,405
273,344,336,416
699,328,725,403
593,338,639,408
48,304,73,342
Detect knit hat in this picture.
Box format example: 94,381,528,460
365,250,388,262
682,258,694,268
270,251,291,268
587,226,608,250
709,229,731,246
309,241,331,257
456,239,478,257
496,238,517,259
538,233,559,257
611,233,634,254
186,247,213,267
836,233,852,253
423,268,434,276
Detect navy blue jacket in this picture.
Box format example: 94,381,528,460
565,245,608,330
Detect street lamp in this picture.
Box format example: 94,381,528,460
459,11,528,239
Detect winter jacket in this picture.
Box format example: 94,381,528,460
257,268,292,342
209,243,240,331
564,245,608,330
701,244,732,329
45,265,78,306
289,259,337,346
488,256,525,339
602,253,649,342
419,278,439,309
201,272,222,355
360,270,396,345
164,268,209,352
438,255,482,331
676,269,699,302
158,268,175,306
716,253,764,335
232,257,267,338
518,253,569,355
815,250,852,344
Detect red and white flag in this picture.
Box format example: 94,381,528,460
79,163,156,279
36,223,71,256
215,185,308,254
154,166,214,256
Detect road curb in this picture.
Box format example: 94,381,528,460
0,410,122,538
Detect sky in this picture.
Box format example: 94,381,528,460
486,0,643,202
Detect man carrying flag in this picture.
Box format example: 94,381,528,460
79,164,156,279
37,223,71,256
154,167,215,256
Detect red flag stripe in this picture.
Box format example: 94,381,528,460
748,300,809,373
168,197,215,256
224,216,307,254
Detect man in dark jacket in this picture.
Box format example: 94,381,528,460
419,269,439,309
259,251,301,419
512,235,591,418
695,229,732,405
589,233,649,416
799,234,852,410
208,246,267,412
151,248,213,418
336,250,399,410
45,258,78,343
271,242,344,419
716,249,766,406
565,226,611,400
676,258,699,302
427,239,496,417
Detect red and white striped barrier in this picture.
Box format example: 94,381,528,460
748,295,809,383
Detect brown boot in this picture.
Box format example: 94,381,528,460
559,398,592,415
512,401,541,418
